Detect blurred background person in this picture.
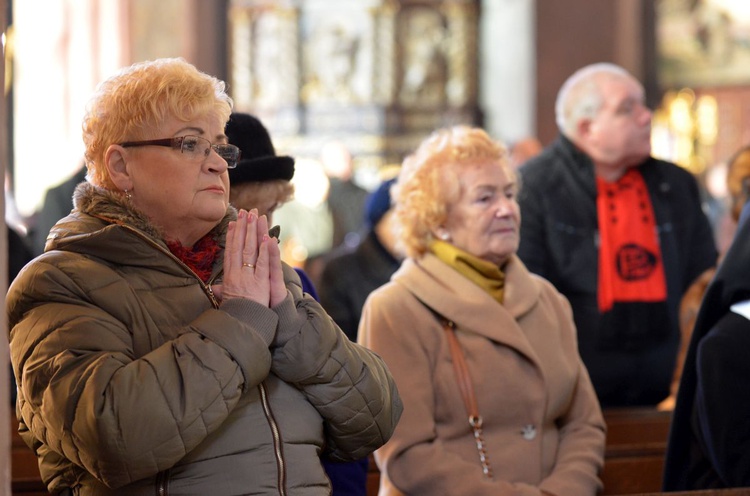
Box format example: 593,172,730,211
31,163,88,256
700,160,734,254
359,126,605,495
318,175,403,342
320,140,369,250
224,111,371,496
6,224,33,287
517,62,718,408
8,58,401,495
508,136,543,170
273,157,334,286
724,145,750,228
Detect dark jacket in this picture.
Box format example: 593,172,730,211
663,217,750,490
7,182,402,495
318,231,401,341
32,166,87,255
518,135,717,407
327,178,369,249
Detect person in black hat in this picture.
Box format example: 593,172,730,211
225,112,371,496
225,112,320,295
225,112,295,225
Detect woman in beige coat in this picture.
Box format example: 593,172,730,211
358,126,605,495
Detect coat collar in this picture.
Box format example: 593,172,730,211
553,134,666,193
552,135,598,195
393,253,543,363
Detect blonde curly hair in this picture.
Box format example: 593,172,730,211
82,58,233,189
392,125,510,259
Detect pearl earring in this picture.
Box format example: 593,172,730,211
124,189,132,200
440,232,450,241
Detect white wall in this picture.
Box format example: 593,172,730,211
479,0,536,146
12,0,127,218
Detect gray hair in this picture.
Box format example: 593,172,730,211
555,63,632,138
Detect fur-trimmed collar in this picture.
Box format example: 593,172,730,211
69,181,235,247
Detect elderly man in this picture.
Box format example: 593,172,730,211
517,63,717,408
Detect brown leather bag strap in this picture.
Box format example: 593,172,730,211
414,297,494,477
443,319,479,419
438,316,494,479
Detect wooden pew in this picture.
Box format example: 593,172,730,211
601,407,672,495
628,490,750,496
10,413,48,495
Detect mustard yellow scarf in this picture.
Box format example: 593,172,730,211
431,240,506,303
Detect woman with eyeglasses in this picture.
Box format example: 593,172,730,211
7,58,402,496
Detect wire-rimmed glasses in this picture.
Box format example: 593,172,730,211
120,135,241,169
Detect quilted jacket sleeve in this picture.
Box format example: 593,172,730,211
269,263,403,461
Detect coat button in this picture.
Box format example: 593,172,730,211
521,424,536,440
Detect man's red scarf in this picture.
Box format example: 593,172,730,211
597,168,667,312
167,234,220,283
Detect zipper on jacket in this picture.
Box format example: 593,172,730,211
259,382,287,496
155,469,169,496
205,279,220,308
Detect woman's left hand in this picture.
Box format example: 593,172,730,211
213,209,286,307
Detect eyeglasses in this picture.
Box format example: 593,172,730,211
120,135,241,169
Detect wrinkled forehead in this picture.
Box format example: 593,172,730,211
454,159,516,193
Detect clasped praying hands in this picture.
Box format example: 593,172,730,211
213,208,287,308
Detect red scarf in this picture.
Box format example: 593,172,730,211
597,168,667,312
166,234,221,283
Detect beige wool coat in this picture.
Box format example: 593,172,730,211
358,253,605,496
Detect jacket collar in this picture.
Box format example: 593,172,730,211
44,181,234,271
552,134,598,197
393,253,543,363
553,134,665,191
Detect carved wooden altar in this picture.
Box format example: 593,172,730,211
228,0,481,166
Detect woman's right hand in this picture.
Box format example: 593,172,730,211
218,208,282,307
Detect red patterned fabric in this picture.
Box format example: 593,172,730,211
596,168,667,312
166,235,220,283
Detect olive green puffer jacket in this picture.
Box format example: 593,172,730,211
8,182,402,495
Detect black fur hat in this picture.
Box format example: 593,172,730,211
225,112,295,184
